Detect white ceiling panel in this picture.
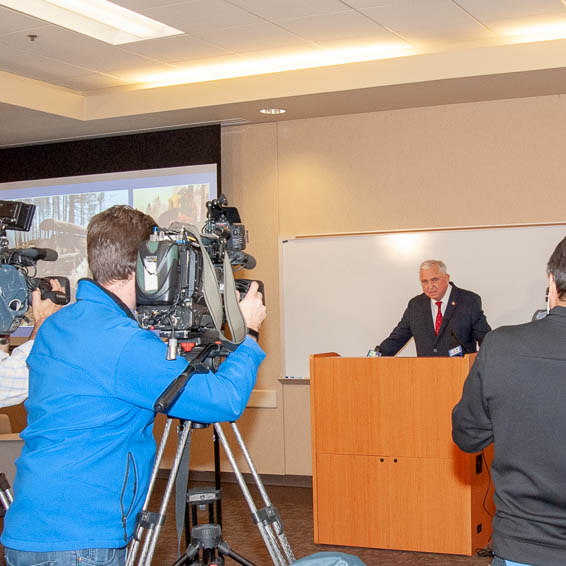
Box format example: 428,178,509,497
278,11,396,42
359,0,496,39
455,0,566,22
131,53,251,77
0,7,49,35
141,0,264,32
191,22,310,52
113,0,191,9
239,44,327,60
0,42,98,82
122,34,228,63
53,74,129,92
340,0,397,9
483,13,566,36
3,0,566,146
228,0,348,21
0,26,170,74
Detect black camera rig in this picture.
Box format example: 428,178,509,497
136,196,261,362
0,200,70,334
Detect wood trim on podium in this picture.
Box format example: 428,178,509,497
310,352,340,541
310,353,493,556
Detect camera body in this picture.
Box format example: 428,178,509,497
136,197,259,355
0,200,70,334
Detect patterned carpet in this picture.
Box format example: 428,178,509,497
0,478,494,566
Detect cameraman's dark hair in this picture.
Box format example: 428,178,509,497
87,205,156,284
547,236,566,301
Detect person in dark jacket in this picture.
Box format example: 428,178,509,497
375,259,491,356
452,236,566,566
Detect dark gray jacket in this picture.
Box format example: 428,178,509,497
378,282,491,356
453,306,566,566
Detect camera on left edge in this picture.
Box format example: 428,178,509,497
0,200,70,334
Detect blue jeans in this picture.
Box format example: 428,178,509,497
491,557,532,566
4,547,127,566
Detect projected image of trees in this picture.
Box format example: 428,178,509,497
9,190,128,290
133,184,211,230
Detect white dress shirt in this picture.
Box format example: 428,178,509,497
429,285,452,327
0,340,33,408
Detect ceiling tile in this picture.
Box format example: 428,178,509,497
141,0,264,32
53,74,129,92
0,26,172,74
169,53,251,68
113,0,189,9
191,22,310,52
484,13,566,36
359,0,496,40
278,11,397,42
239,44,327,60
314,34,411,50
455,0,566,22
116,53,252,83
0,7,49,35
122,34,228,63
338,0,395,7
0,43,99,89
228,0,347,21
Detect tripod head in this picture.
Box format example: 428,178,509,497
154,342,223,414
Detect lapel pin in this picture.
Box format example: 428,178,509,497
451,301,456,306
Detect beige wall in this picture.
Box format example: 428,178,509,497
218,92,566,476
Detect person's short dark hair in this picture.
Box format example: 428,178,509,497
87,205,156,284
547,236,566,301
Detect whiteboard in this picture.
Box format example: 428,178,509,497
281,224,566,378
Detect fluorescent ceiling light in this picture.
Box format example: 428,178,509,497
0,0,183,44
135,42,413,88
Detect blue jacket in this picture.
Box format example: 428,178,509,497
2,279,265,551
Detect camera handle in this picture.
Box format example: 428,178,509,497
153,343,219,413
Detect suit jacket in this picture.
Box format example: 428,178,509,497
378,282,491,357
452,306,566,565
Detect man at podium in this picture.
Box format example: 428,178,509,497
374,259,491,357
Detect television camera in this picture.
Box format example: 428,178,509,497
136,196,261,363
0,200,70,334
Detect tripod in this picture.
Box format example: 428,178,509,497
0,472,13,511
126,345,295,566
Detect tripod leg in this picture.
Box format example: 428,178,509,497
0,473,13,512
218,541,256,566
231,423,295,564
127,419,174,566
137,420,193,566
213,423,290,566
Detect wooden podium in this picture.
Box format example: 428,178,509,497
310,353,494,556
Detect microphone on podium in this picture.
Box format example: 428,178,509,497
448,328,467,357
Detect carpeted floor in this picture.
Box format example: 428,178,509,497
0,478,493,565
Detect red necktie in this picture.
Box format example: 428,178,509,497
435,301,443,335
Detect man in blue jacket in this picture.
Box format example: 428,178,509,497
2,205,266,566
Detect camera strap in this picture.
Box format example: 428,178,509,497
182,224,247,346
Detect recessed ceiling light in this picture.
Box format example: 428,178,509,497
260,108,286,115
0,0,183,45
